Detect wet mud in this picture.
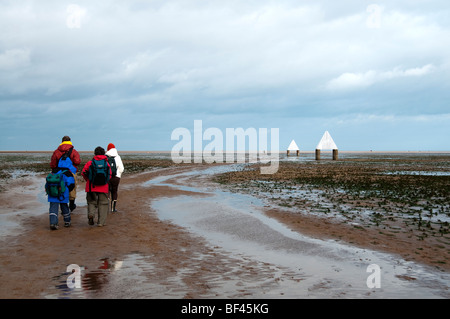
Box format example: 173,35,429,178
0,161,449,298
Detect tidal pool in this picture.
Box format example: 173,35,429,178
148,165,450,298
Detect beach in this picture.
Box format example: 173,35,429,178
0,152,449,298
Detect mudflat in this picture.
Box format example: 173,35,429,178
0,154,449,298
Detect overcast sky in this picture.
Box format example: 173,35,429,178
1,0,449,151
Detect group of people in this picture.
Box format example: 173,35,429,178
46,136,125,230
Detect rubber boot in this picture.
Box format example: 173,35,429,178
69,200,77,212
112,200,117,212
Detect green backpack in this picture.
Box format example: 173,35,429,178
45,172,66,199
87,158,110,192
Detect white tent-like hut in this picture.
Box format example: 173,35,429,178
316,131,337,150
287,139,300,156
315,131,338,160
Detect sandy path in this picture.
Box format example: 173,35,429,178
0,166,294,298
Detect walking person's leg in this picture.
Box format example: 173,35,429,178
61,203,71,227
69,172,77,212
110,176,120,212
49,202,59,230
86,192,97,225
97,193,109,226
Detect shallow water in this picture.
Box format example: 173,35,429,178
382,171,450,176
149,165,450,298
45,254,168,299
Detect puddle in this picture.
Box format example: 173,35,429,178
382,171,450,176
0,175,49,238
45,254,166,299
149,165,450,298
0,174,88,239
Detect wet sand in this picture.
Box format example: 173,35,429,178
1,165,303,298
0,166,237,298
0,162,448,298
216,158,450,272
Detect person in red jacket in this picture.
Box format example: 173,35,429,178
50,136,81,212
81,146,112,227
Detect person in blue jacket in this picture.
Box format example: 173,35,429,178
46,168,75,230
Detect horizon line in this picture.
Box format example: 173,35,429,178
1,150,449,154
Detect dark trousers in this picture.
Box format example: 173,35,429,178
109,176,121,201
49,202,70,225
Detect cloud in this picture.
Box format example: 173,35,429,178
0,49,30,70
366,4,383,29
326,64,436,91
0,1,449,150
66,4,86,29
333,112,450,126
1,2,446,101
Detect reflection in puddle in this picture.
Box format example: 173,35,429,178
50,266,87,299
81,258,116,292
46,254,155,299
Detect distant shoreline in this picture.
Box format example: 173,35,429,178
0,150,449,154
0,150,171,154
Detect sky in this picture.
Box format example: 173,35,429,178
0,0,449,151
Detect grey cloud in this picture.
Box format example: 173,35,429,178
0,0,449,150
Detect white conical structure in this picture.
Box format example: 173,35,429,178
287,139,299,151
316,131,337,150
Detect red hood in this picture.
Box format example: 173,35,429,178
93,155,108,161
50,143,81,169
57,144,74,153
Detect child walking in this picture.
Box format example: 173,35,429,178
46,168,75,230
